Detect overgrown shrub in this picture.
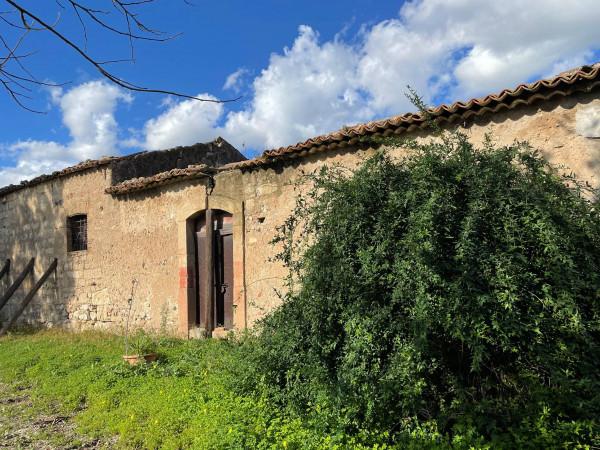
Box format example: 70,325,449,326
250,130,600,447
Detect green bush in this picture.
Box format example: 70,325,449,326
250,131,600,447
126,328,159,355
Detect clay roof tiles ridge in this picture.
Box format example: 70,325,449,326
1,62,599,195
227,62,600,170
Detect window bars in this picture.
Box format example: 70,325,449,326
67,214,87,252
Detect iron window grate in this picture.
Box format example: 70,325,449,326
67,214,87,252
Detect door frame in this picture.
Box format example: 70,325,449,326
177,196,246,338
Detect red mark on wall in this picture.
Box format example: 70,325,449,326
179,267,189,288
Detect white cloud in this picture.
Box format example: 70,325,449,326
48,85,63,104
356,18,451,112
0,81,131,186
4,0,600,184
60,81,132,159
142,26,374,151
219,26,373,150
207,0,600,151
223,68,249,93
407,0,600,98
142,93,224,150
0,141,72,186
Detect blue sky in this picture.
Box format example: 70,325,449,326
2,0,600,185
2,1,398,149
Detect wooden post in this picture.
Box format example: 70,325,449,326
0,258,34,313
241,201,248,330
203,208,214,336
0,258,57,336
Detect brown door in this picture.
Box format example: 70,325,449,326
195,211,234,331
195,225,206,327
216,231,233,329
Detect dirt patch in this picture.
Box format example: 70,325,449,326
0,383,116,449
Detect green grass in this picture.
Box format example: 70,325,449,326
4,329,580,449
0,330,273,449
0,330,394,450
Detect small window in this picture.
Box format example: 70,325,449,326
67,214,88,252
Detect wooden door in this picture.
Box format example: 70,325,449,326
195,226,207,327
220,232,233,329
194,211,234,331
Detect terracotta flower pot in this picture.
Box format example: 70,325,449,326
122,353,158,365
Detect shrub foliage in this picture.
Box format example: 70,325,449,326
253,131,600,445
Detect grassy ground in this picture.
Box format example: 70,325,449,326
0,330,286,449
0,381,116,449
0,330,514,450
0,329,378,450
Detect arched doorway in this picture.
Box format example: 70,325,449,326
194,209,233,331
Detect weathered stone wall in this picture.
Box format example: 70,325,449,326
0,91,599,336
0,165,209,335
456,93,600,187
111,139,245,184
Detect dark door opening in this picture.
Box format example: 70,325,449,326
194,211,233,330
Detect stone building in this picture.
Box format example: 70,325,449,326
1,63,599,337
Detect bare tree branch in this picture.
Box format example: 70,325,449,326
1,0,240,111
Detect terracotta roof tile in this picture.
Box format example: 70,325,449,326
106,164,214,195
0,156,120,197
226,62,600,170
3,63,599,195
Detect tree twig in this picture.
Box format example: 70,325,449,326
1,0,241,111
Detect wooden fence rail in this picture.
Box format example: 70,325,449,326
0,258,34,313
0,258,57,337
